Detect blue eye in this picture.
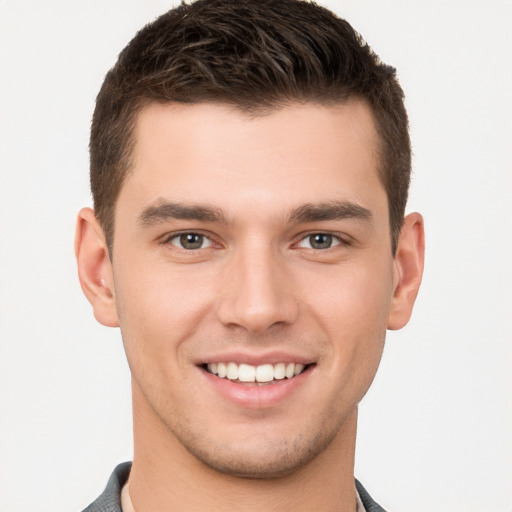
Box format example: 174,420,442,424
169,233,212,250
298,233,341,250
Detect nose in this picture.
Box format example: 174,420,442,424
215,244,299,334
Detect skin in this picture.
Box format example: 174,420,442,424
76,100,424,511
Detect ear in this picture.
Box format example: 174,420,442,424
75,207,119,327
387,212,425,330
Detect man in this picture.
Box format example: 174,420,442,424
75,0,424,510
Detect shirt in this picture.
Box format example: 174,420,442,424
120,481,367,511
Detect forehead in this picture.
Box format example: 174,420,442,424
120,100,385,222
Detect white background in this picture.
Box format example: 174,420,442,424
0,1,510,511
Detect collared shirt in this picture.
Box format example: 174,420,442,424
120,481,367,512
82,463,385,512
120,483,135,512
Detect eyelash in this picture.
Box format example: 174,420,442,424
161,231,350,251
296,232,347,250
163,231,214,250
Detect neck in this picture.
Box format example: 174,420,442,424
128,385,358,512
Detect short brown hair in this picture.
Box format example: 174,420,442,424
90,0,410,254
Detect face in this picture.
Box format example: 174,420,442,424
107,101,399,477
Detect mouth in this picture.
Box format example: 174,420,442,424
202,361,311,385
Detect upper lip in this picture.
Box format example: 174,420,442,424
196,351,315,367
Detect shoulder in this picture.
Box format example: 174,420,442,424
81,462,132,512
355,479,388,512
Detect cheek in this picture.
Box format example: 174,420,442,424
113,257,226,387
304,260,394,370
115,256,211,324
309,258,394,325
112,262,209,374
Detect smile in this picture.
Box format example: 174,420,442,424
206,362,307,384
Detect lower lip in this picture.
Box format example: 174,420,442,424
200,367,312,409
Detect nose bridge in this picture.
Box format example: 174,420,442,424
216,236,298,333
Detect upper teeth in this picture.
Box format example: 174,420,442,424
207,362,305,382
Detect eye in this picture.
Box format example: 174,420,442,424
297,233,341,250
168,233,212,250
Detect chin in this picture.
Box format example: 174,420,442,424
177,425,338,480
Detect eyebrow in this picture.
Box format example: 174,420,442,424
138,200,372,227
138,201,227,225
289,201,372,224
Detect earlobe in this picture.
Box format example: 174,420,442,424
387,212,425,330
75,207,119,327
